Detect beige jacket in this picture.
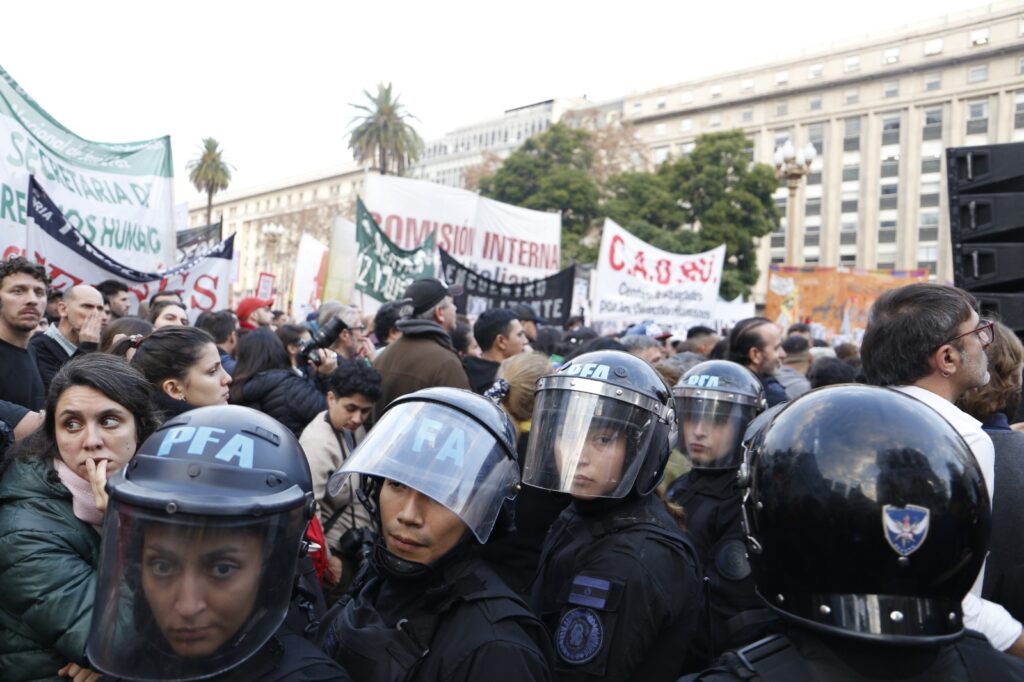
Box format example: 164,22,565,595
298,411,374,554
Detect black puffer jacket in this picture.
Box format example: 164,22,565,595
238,369,327,436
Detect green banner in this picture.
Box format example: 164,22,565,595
354,197,434,303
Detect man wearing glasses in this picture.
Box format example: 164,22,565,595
861,283,1024,658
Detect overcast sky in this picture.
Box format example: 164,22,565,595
2,0,1003,204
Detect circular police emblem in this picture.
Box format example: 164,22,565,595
716,539,752,581
556,607,603,664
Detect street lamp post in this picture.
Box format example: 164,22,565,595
773,141,818,266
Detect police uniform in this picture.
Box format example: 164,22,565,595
668,361,770,669
522,350,704,681
531,493,702,680
320,386,555,682
684,385,1018,682
321,541,552,681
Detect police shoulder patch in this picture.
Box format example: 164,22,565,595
556,607,604,664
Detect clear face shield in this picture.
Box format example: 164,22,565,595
327,401,519,543
523,381,663,499
88,502,306,681
674,387,758,469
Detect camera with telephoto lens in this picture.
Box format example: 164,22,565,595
297,315,347,366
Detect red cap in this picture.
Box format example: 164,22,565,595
236,296,274,323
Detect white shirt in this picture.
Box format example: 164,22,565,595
896,384,1021,651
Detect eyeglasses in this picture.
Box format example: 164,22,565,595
946,319,994,349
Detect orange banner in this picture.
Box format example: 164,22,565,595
766,266,929,338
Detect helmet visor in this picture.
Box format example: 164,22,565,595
88,501,305,681
676,392,757,469
327,401,519,543
523,389,656,499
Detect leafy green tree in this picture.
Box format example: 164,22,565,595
348,83,423,175
187,138,232,225
658,131,779,299
479,123,601,263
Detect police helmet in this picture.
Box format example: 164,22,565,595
743,385,990,644
328,387,519,544
674,360,766,469
522,350,676,499
88,406,314,681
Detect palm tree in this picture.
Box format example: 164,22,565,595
187,138,232,225
348,83,423,175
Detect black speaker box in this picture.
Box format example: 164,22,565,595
947,143,1024,331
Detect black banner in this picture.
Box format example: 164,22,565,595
440,249,575,325
176,221,224,263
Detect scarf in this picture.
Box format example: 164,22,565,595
53,458,104,532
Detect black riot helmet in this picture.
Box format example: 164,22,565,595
523,349,676,499
88,406,315,681
742,385,990,644
328,387,520,544
674,360,766,469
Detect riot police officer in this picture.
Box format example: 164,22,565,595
87,405,350,681
683,384,1024,681
525,350,703,681
666,360,768,669
318,387,554,681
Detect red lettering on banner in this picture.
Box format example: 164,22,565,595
631,250,649,280
371,212,383,227
191,275,219,311
679,257,715,283
609,235,625,271
656,259,671,284
3,246,25,260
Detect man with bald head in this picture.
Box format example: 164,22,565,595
29,284,104,392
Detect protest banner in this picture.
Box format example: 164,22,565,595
176,221,222,263
256,272,275,300
362,173,560,283
439,250,575,325
766,265,930,338
591,218,725,333
322,215,357,305
291,234,328,321
26,176,233,320
354,197,435,305
1,66,176,271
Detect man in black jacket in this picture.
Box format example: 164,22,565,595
320,387,553,681
464,308,527,394
29,284,104,392
727,317,787,407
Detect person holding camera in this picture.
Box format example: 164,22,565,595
299,359,382,596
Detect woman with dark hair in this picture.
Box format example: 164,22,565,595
451,320,481,360
276,323,312,374
147,300,189,329
99,316,153,357
0,354,159,681
131,326,232,417
230,328,337,436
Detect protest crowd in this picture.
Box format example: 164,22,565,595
2,247,1024,682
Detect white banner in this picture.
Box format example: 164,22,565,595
0,65,176,271
26,177,233,321
362,173,561,283
291,233,328,322
592,218,725,333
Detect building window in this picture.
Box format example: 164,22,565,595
808,63,824,80
710,84,722,98
654,147,670,164
680,91,694,104
709,114,722,127
844,117,861,151
808,96,822,111
807,123,825,155
740,78,754,92
883,47,900,64
775,102,788,117
922,157,941,173
924,72,941,91
924,38,944,55
680,141,696,156
656,97,667,110
923,106,943,140
681,118,693,132
842,164,860,181
741,109,753,123
881,159,899,177
805,197,822,216
968,64,988,83
881,114,900,145
845,88,859,105
775,71,789,87
1015,92,1024,129
967,100,989,134
883,81,899,98
655,123,666,136
970,28,990,46
632,102,642,112
844,55,861,73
